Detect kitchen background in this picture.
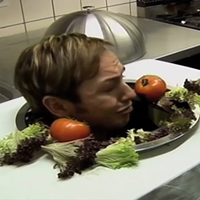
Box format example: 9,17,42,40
0,0,137,38
2,0,200,102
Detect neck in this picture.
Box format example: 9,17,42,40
91,126,127,141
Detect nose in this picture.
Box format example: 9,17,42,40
121,82,136,101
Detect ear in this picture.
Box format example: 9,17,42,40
42,96,75,118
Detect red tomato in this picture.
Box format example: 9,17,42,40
135,75,167,102
49,118,91,142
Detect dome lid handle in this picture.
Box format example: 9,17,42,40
82,6,95,13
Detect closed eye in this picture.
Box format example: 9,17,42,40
103,75,124,92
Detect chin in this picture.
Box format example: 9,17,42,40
112,115,130,129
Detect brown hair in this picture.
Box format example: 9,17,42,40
14,33,111,113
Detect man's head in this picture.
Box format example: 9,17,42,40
14,33,136,130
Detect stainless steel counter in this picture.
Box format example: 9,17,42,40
1,16,200,87
124,15,200,62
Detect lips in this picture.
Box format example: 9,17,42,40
117,103,133,114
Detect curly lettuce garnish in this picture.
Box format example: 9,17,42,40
184,78,200,95
42,133,139,179
159,117,193,134
95,136,139,169
165,87,200,109
126,129,150,144
0,123,49,165
165,87,188,101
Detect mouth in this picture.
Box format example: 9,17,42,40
117,104,133,115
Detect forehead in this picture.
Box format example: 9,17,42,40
98,50,123,77
77,50,123,94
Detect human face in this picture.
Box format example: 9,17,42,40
72,50,136,130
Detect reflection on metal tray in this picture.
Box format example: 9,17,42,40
15,80,200,153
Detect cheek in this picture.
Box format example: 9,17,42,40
84,95,118,112
74,104,88,114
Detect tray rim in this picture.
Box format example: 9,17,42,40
134,105,200,153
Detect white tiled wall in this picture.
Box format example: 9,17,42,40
0,0,137,37
53,0,81,16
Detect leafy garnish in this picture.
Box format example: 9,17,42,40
42,134,139,179
165,87,200,109
95,136,139,169
0,123,49,165
159,117,192,134
42,139,112,179
184,78,200,95
42,140,82,170
126,129,150,144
